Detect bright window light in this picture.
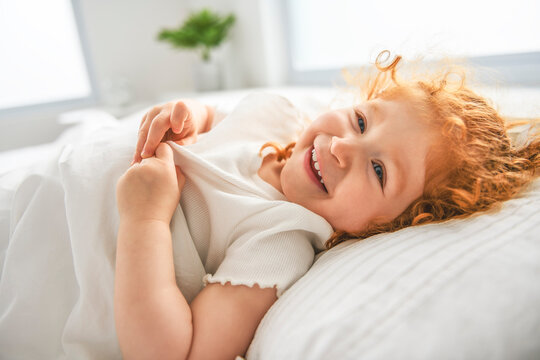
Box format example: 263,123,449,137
0,0,92,110
288,0,540,71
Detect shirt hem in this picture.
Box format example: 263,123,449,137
203,274,284,297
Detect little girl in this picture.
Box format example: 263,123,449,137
115,51,539,359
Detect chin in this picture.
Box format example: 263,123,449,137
281,183,304,209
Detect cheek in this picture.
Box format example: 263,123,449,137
326,187,376,232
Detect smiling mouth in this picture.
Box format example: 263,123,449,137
310,147,328,192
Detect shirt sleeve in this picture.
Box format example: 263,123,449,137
203,203,334,297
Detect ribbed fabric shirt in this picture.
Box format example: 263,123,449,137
167,93,334,301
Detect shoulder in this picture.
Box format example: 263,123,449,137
236,92,298,110
195,92,308,148
226,92,308,136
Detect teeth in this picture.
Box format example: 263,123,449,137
311,148,319,166
311,147,325,185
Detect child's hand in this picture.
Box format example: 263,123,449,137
118,143,185,224
133,99,211,164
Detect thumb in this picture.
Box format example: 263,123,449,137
155,142,174,162
175,166,186,191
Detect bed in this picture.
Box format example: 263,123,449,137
1,86,539,359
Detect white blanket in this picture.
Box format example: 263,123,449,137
0,119,135,359
0,87,338,359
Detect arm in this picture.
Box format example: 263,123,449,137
115,220,193,359
116,143,191,359
187,283,277,359
116,143,277,359
133,99,217,164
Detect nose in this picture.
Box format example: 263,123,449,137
330,136,357,168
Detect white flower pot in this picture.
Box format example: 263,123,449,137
195,60,221,92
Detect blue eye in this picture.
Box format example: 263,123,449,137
373,162,384,186
358,115,366,133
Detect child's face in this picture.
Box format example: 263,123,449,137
281,97,436,233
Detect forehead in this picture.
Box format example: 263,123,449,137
366,97,427,126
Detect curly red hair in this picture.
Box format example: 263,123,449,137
261,51,540,249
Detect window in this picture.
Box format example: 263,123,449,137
0,0,95,113
283,0,540,85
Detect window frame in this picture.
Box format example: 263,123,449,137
0,0,98,119
279,0,540,87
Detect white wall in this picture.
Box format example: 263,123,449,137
0,0,287,150
81,0,288,105
184,0,288,89
0,0,194,150
79,0,194,105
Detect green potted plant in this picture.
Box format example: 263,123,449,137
157,8,235,91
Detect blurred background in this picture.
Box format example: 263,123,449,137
1,0,539,150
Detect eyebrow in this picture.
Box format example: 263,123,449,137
368,102,382,124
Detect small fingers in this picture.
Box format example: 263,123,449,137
141,112,172,158
170,101,190,134
133,128,148,164
133,107,161,163
139,104,161,127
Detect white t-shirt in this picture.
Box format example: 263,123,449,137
169,93,334,301
0,92,333,358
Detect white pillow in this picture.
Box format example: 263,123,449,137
247,178,540,359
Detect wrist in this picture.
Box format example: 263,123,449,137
119,216,171,228
118,202,176,226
